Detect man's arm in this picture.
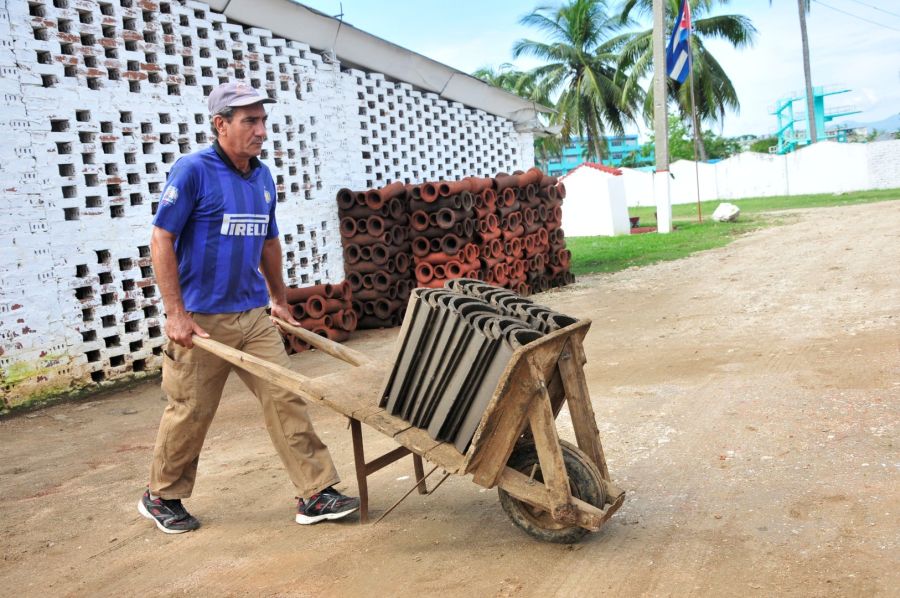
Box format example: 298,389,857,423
150,225,209,348
260,237,300,325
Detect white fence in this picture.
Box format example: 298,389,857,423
623,140,900,207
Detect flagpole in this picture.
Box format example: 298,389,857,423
687,29,702,223
653,0,672,234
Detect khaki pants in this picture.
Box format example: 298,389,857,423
149,307,339,499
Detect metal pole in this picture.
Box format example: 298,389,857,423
653,0,672,233
687,32,702,224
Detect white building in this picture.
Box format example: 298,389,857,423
560,163,631,237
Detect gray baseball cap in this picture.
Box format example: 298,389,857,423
208,81,275,115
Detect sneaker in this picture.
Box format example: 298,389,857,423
296,486,360,525
137,489,201,534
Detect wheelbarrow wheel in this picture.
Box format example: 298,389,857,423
498,440,606,544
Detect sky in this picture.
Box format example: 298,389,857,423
299,0,900,138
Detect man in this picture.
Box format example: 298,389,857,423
138,82,358,534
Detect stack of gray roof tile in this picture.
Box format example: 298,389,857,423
380,280,577,453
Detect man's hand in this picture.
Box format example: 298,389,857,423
165,312,209,349
269,301,300,327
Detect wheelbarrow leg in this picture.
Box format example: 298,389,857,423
349,418,369,523
413,454,427,495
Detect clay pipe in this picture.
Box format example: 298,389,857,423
336,188,355,210
339,217,357,238
438,179,472,196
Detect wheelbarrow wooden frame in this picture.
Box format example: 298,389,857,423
191,301,624,536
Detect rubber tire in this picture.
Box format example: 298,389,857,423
498,440,606,544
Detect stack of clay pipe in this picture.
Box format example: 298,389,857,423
336,168,573,330
282,282,357,354
409,178,482,290
338,183,414,329
539,176,574,289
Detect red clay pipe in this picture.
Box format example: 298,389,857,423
372,270,391,292
373,298,394,320
440,234,463,255
465,176,493,194
415,262,434,284
367,215,386,237
494,173,520,192
291,303,307,320
365,189,386,211
556,182,567,199
417,277,448,289
354,191,367,206
500,187,517,208
445,260,463,278
338,308,358,331
339,204,376,219
300,315,333,330
336,280,352,300
539,174,558,187
414,251,453,266
405,184,422,200
386,197,405,220
339,217,357,238
393,252,410,273
481,188,497,209
378,180,406,202
421,182,439,203
389,225,408,244
285,284,326,304
410,210,430,231
429,237,442,253
304,295,329,319
336,188,355,210
412,237,431,257
518,167,544,187
433,208,457,230
354,288,381,301
347,272,364,292
438,179,472,196
346,232,384,246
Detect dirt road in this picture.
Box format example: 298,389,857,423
1,201,898,597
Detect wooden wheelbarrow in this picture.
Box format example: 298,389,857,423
192,313,624,543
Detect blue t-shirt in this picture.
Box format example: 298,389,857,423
152,144,279,314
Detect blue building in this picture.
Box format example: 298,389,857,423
545,135,654,177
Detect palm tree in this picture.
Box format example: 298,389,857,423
472,64,563,169
788,0,816,143
613,0,756,160
511,0,641,161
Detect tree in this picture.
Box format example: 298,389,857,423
644,115,740,162
749,136,778,153
472,64,563,168
612,0,757,161
511,0,641,161
797,0,816,143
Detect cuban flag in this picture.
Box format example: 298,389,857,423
666,0,692,84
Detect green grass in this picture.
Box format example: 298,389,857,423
569,188,900,276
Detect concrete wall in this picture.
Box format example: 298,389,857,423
620,140,900,207
0,0,534,409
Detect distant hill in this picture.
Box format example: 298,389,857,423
843,113,900,133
